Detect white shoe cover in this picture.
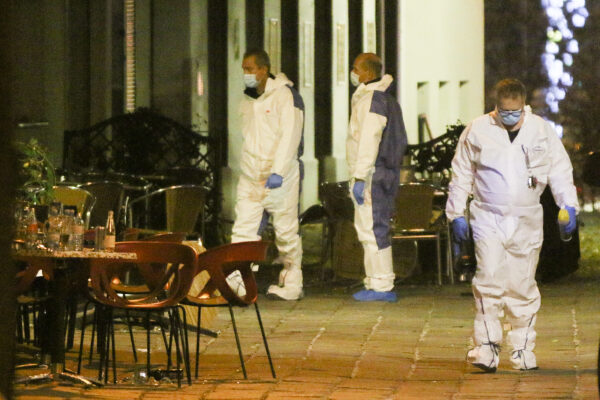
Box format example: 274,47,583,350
266,284,304,300
510,350,538,370
467,344,500,372
225,270,246,297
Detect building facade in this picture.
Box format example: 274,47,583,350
9,0,483,219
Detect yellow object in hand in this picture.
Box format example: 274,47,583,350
558,208,570,225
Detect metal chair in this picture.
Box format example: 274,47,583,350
182,241,275,379
52,186,96,228
79,181,126,229
391,182,453,285
127,184,208,239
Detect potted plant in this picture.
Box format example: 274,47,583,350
15,138,56,206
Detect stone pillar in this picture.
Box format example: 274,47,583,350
323,0,349,183
220,0,246,220
298,0,318,211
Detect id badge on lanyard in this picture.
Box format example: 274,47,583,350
521,145,537,189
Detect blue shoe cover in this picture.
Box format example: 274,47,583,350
353,289,397,302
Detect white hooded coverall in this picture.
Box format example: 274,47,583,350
347,74,407,292
446,107,579,363
231,73,304,293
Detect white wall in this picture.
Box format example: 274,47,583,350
323,0,350,182
298,0,318,211
190,0,208,131
221,0,246,219
399,0,484,143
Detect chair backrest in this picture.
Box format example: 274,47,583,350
79,181,125,228
319,181,354,221
195,241,270,307
89,241,197,309
53,186,96,226
128,184,208,236
394,183,437,231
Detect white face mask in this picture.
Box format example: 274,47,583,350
244,74,259,88
350,71,361,87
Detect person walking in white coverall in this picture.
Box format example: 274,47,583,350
347,53,407,302
228,49,304,301
446,78,578,372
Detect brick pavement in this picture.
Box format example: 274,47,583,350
13,281,600,399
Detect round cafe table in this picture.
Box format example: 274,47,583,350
13,248,137,386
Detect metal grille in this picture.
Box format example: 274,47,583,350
63,108,221,236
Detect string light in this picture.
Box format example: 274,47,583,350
541,0,588,137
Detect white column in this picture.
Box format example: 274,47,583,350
190,0,208,130
221,0,246,220
264,0,281,74
135,0,151,108
323,0,349,182
362,0,376,53
298,0,318,211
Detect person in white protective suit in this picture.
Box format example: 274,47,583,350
446,78,578,372
228,49,304,301
347,53,407,302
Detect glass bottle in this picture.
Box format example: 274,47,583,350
69,212,85,251
25,207,38,249
45,202,62,250
104,211,116,252
61,208,75,250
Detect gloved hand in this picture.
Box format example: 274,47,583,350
352,180,365,205
265,173,283,189
452,217,470,243
564,205,577,234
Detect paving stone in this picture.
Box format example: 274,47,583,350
13,283,600,399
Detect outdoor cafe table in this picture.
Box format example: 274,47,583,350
13,248,137,386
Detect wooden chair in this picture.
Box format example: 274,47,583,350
183,241,276,379
77,232,188,377
83,242,198,386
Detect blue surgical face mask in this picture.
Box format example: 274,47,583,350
244,74,258,88
498,109,522,126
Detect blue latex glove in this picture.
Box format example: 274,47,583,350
452,217,470,243
352,180,365,205
265,173,283,189
564,205,577,234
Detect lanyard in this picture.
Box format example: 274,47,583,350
521,145,537,189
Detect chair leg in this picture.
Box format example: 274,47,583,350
145,312,151,379
124,310,138,362
110,311,117,384
22,305,30,344
16,305,24,344
436,235,442,285
77,301,91,374
195,307,201,378
228,305,247,379
177,306,192,385
170,310,182,388
66,295,78,350
89,308,97,363
254,303,276,379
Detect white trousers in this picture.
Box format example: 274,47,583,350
351,178,395,292
231,166,303,288
470,202,542,352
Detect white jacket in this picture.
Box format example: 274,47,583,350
239,73,304,181
346,74,395,181
446,106,579,220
